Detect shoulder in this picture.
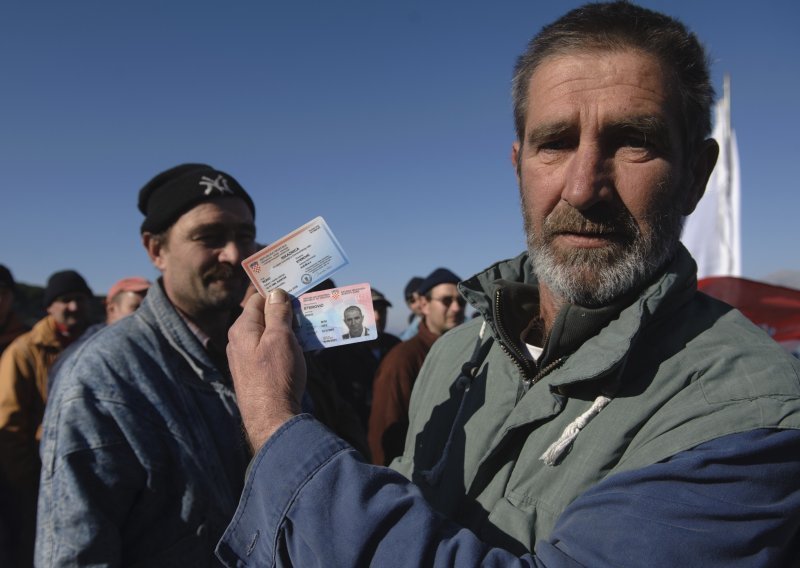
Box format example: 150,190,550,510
424,317,486,367
678,297,799,397
51,311,165,400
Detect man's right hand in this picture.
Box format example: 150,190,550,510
227,289,307,452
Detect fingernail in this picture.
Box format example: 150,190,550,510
269,289,288,304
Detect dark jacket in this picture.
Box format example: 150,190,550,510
368,320,438,465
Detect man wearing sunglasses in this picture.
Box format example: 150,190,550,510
367,268,464,465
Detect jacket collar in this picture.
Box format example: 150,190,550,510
136,279,225,384
459,243,699,385
30,315,61,349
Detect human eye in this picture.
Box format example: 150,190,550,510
193,230,225,247
237,229,256,246
621,132,649,148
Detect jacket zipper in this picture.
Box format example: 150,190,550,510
493,289,568,400
523,356,566,393
493,289,536,379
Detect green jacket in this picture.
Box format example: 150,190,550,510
393,245,800,554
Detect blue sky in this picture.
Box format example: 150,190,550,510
2,1,798,333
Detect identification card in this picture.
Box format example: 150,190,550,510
292,283,376,351
242,216,349,298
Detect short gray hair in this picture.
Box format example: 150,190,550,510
512,1,714,159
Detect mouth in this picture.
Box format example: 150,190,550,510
552,230,623,248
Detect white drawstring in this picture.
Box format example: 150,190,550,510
540,394,612,466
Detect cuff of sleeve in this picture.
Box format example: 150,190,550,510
215,414,352,566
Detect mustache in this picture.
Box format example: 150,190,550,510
542,203,638,242
202,263,241,283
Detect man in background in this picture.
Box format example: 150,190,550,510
0,265,28,355
37,164,256,565
105,276,151,325
47,276,151,392
368,268,464,465
0,269,93,567
399,275,424,340
317,288,401,430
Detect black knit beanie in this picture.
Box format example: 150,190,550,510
43,270,93,307
138,163,256,234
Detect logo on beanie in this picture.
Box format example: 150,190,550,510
199,175,234,196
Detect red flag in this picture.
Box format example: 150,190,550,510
698,276,800,345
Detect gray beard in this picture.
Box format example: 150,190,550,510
524,203,685,307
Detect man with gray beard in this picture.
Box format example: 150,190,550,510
217,3,800,566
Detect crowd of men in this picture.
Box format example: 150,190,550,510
1,2,800,566
0,165,464,565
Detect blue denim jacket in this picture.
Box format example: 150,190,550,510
36,281,250,566
216,417,800,567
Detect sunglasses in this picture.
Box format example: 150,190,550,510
431,295,466,308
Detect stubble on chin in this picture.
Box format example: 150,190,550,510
522,199,683,307
202,264,249,311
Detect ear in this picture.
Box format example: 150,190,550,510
681,138,719,216
511,141,522,183
142,232,168,271
419,295,431,318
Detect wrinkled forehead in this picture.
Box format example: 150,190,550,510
527,48,677,117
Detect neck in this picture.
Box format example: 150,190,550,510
177,305,232,348
423,318,442,337
537,284,565,338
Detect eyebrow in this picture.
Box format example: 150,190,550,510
190,221,256,235
525,114,674,152
525,120,574,148
607,115,673,148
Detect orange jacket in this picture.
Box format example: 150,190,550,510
0,316,62,490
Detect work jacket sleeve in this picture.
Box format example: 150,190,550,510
538,427,800,566
217,416,800,568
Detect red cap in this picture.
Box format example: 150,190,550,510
106,277,151,303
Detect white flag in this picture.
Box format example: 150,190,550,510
681,75,741,278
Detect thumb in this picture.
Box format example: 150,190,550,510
264,288,294,331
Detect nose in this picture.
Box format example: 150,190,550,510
219,240,243,264
66,300,80,311
561,142,612,211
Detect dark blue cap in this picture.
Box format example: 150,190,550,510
417,268,461,296
404,276,423,300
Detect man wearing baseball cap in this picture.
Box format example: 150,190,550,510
0,268,93,567
399,275,424,340
105,276,151,325
37,164,258,565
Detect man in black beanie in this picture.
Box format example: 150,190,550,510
0,268,92,567
36,164,258,566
